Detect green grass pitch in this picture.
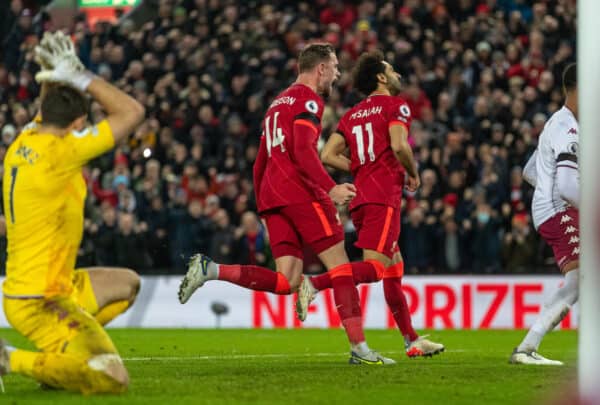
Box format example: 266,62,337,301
0,328,576,404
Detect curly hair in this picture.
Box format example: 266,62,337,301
352,50,386,96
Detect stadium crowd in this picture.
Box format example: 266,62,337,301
0,0,576,274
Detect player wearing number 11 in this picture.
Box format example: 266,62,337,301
300,50,445,357
180,43,396,365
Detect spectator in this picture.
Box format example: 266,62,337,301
436,211,468,273
168,199,214,271
209,209,236,264
471,203,502,273
3,8,32,72
0,0,575,274
143,196,170,269
0,1,23,44
401,207,435,274
115,211,152,270
502,213,538,273
320,0,356,33
92,203,118,266
234,211,272,268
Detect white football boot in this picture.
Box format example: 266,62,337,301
296,276,318,321
178,254,217,304
349,350,397,365
406,336,445,358
509,348,564,365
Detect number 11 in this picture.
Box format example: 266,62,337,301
352,122,375,165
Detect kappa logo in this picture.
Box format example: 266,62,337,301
568,128,578,135
560,215,573,224
572,247,580,256
568,236,579,245
565,226,577,234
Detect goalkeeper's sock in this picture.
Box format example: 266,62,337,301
218,265,291,294
330,263,365,344
383,263,419,344
310,260,384,291
517,269,578,352
95,300,131,326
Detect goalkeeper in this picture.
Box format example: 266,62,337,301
0,31,144,394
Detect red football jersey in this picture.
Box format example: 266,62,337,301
337,94,412,210
254,84,334,213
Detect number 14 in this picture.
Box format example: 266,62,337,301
352,122,375,164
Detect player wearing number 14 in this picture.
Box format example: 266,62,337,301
302,50,445,357
180,44,396,365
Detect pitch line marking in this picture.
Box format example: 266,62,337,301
123,352,403,361
122,350,462,362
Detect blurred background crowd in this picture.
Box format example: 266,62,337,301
0,0,576,274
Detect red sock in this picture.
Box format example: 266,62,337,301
310,260,385,291
330,263,365,344
383,263,418,342
218,265,291,294
310,272,331,291
352,260,385,284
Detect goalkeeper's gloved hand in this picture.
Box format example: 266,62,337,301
33,31,94,92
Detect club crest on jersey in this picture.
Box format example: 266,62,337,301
16,145,39,164
567,142,578,155
305,100,319,114
399,104,411,117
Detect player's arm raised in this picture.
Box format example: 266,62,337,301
320,132,351,172
389,123,419,192
86,77,145,144
34,31,144,143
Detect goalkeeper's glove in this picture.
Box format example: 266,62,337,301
34,31,93,92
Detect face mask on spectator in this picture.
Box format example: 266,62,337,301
113,175,129,189
477,212,490,224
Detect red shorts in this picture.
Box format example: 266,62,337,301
538,207,579,271
262,200,344,259
351,204,400,259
